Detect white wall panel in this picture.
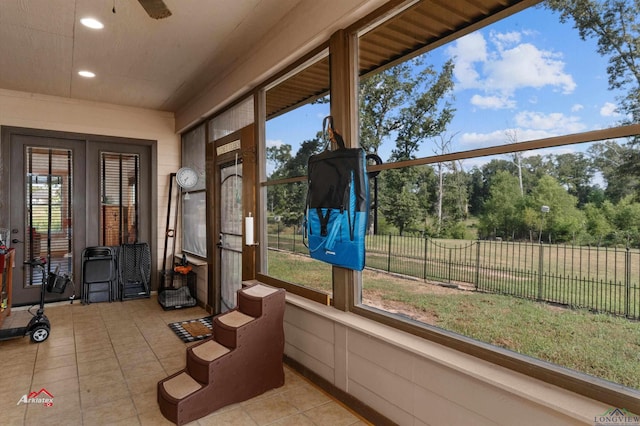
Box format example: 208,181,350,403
284,294,609,425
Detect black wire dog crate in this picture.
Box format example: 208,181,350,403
158,270,197,310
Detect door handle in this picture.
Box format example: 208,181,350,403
12,239,23,244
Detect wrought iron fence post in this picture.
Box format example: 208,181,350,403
625,245,631,317
387,234,392,272
448,248,452,284
537,242,544,301
475,239,480,290
423,237,428,280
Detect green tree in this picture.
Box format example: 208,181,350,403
527,175,585,243
583,201,615,243
478,171,525,239
588,140,639,202
379,167,422,235
546,152,595,206
360,57,456,234
267,137,324,226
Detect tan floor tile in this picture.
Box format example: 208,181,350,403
121,358,165,379
79,370,125,389
41,335,75,348
75,347,117,363
118,347,159,369
139,410,176,426
34,352,76,372
108,416,142,426
82,396,137,424
80,379,131,409
125,371,167,395
150,341,186,359
31,364,78,385
45,376,80,397
110,334,148,348
77,355,120,377
74,338,113,353
159,354,186,374
0,362,34,381
2,403,27,425
0,387,27,409
302,401,360,426
25,391,80,420
198,406,259,426
268,413,317,426
281,382,331,411
74,332,111,345
36,342,76,358
132,389,158,414
243,394,299,426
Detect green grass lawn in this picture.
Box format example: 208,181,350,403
266,249,640,390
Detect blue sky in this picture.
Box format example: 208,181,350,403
266,3,625,174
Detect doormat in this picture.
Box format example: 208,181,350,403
168,317,213,343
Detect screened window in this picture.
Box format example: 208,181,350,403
100,152,139,246
262,52,332,300
355,0,640,395
181,123,206,257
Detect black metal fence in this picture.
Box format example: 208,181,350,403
268,228,640,320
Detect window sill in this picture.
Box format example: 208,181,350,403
175,253,207,266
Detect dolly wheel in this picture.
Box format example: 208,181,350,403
30,325,50,343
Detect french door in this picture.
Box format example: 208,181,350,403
4,127,152,306
9,134,85,305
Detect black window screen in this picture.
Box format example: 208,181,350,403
100,152,139,246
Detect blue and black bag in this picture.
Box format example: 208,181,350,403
304,117,369,271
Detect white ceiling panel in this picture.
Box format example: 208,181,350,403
0,0,303,112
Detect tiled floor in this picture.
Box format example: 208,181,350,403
0,297,368,425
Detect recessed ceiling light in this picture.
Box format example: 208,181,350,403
80,18,104,29
78,70,96,78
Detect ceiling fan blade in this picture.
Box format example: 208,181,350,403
138,0,172,19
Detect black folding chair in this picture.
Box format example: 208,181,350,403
81,246,118,304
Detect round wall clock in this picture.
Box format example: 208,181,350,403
176,167,198,189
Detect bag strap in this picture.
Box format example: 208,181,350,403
322,116,346,150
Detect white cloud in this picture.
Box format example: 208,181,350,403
459,128,557,146
571,103,584,112
266,139,284,148
459,110,586,147
483,43,576,95
447,30,576,109
446,32,487,89
600,102,620,117
490,30,521,51
470,94,515,109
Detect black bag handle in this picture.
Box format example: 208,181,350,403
322,116,346,150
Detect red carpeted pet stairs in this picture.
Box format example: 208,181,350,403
157,283,286,425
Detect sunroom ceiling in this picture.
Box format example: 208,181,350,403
266,0,533,119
